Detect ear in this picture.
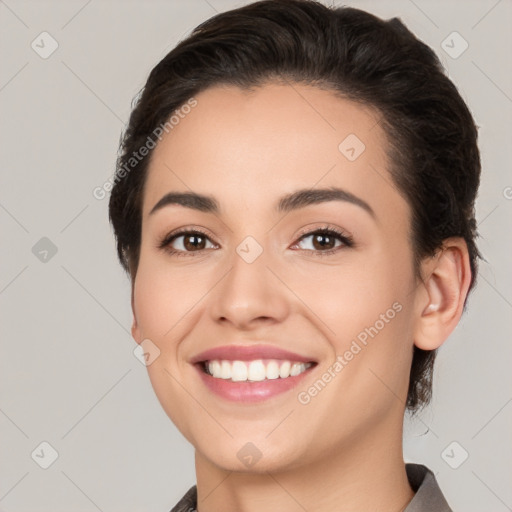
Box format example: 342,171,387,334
131,285,143,345
413,237,472,350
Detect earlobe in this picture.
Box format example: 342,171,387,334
414,238,472,351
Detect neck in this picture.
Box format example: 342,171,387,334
194,416,415,512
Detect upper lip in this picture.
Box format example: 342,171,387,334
190,344,317,364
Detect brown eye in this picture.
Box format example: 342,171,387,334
310,232,337,250
296,230,346,252
160,230,217,255
182,234,207,251
291,227,354,256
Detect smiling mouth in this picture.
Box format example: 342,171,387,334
200,359,316,382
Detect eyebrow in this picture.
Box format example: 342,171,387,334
149,187,375,218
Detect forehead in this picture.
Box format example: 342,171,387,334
142,82,407,222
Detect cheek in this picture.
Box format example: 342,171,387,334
287,250,412,342
133,271,169,338
133,250,202,338
336,260,415,404
132,257,203,438
299,246,415,389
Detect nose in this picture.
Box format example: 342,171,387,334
209,244,290,331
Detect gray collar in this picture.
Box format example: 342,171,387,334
404,463,453,512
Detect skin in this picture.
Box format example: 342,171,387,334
131,83,471,512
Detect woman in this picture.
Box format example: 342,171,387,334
108,1,481,510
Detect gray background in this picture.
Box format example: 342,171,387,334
1,0,511,511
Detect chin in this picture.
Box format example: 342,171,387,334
194,434,309,475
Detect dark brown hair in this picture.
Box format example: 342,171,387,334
109,0,481,412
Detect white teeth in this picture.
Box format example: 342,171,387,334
247,360,266,381
279,360,291,378
220,360,231,379
209,360,233,379
209,360,220,378
231,361,248,382
205,359,312,381
290,363,303,377
266,360,280,380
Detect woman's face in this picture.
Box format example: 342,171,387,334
132,83,421,472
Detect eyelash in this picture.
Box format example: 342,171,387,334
157,224,354,258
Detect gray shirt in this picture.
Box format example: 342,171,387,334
169,463,452,512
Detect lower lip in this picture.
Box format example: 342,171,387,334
195,363,315,403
